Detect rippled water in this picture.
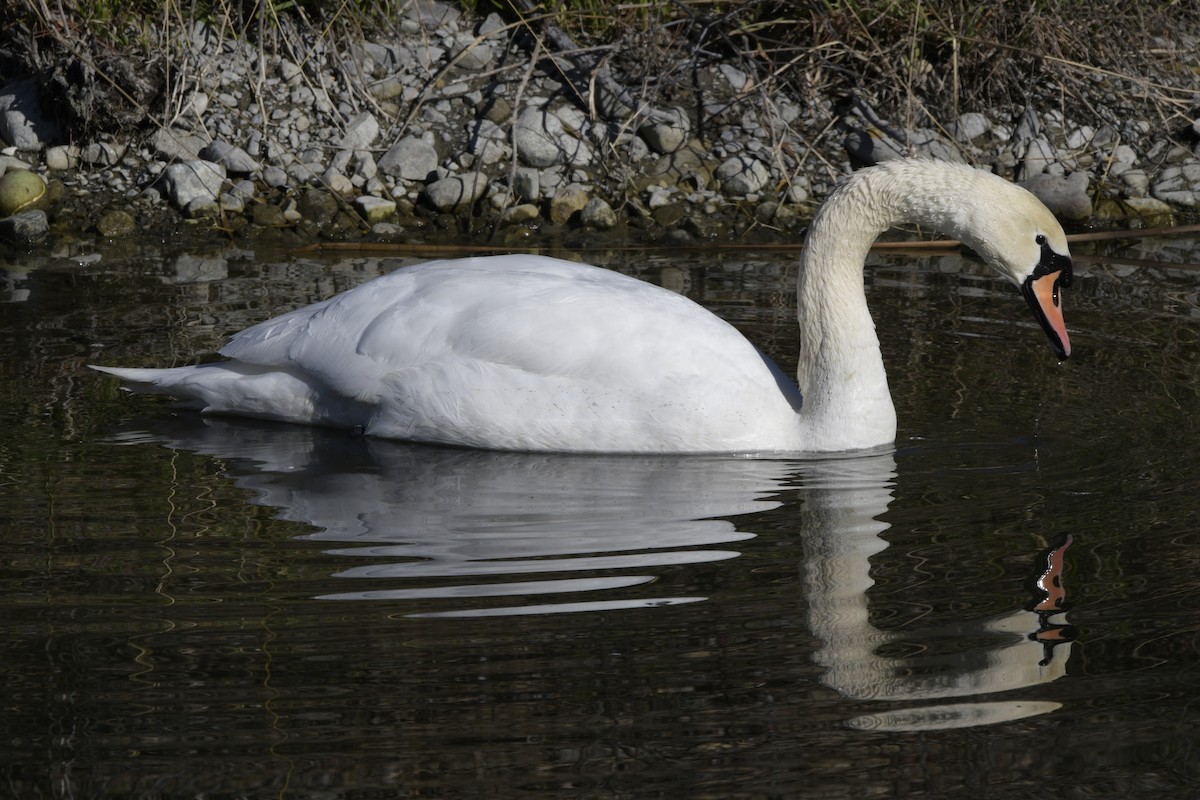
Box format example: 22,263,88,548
3,230,1200,798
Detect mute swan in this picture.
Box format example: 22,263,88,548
93,159,1072,454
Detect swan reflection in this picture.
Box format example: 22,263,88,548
114,417,1073,730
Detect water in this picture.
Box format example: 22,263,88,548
2,230,1200,798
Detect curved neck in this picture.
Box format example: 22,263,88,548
795,161,987,451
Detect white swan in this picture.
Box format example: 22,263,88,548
93,159,1072,454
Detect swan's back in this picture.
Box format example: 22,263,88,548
99,255,804,453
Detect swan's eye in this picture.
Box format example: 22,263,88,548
1035,234,1048,246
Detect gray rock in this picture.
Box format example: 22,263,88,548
149,127,207,161
369,75,409,101
286,162,322,185
468,119,509,166
355,152,378,182
640,107,690,155
1012,107,1040,149
449,32,492,70
1021,136,1058,178
218,192,244,214
786,179,809,204
1121,196,1175,223
424,171,489,211
184,196,221,218
405,0,460,28
715,155,770,195
718,64,750,92
229,179,257,200
82,141,125,166
953,112,991,143
199,140,260,174
580,197,617,230
1121,169,1150,197
371,222,405,237
1065,125,1096,151
278,59,303,84
514,107,593,168
0,78,59,150
1022,171,1092,221
253,203,288,227
412,42,451,70
96,209,136,238
44,145,81,171
262,165,289,188
354,195,397,223
281,198,303,224
478,12,507,37
501,203,541,225
0,209,48,246
1152,162,1200,206
339,112,379,150
322,168,355,197
548,183,589,224
378,136,439,181
512,167,540,202
1107,144,1139,176
159,160,226,209
0,155,32,175
297,189,341,225
843,128,907,165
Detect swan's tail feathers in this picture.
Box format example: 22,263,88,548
91,364,186,391
90,362,365,428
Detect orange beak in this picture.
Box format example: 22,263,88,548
1021,270,1071,359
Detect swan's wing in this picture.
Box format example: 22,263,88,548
217,255,796,450
220,255,736,392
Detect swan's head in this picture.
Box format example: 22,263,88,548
956,178,1073,359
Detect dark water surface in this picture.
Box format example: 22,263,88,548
3,231,1200,798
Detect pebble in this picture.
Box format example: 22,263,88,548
262,165,289,188
424,171,488,211
511,167,539,202
1022,172,1092,221
378,136,439,181
44,145,80,171
297,189,340,225
149,127,206,161
715,155,769,195
159,160,226,209
339,112,380,150
640,107,690,155
96,209,136,237
199,140,260,174
580,197,617,230
1,3,1196,241
501,203,540,225
953,112,991,143
0,79,59,150
354,195,396,223
1152,162,1200,206
514,107,593,168
0,209,48,245
548,183,589,225
252,203,287,227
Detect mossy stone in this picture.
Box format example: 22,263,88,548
0,170,48,217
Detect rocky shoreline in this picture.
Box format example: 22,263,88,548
2,1,1200,250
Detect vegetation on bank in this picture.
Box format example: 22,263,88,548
3,0,1198,144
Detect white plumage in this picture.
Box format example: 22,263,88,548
93,160,1073,454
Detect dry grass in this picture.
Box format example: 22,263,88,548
4,1,1199,153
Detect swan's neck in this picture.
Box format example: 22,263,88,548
796,162,983,451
